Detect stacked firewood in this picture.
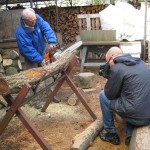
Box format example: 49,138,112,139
35,5,108,45
0,48,22,76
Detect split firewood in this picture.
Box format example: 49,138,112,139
12,59,22,69
71,117,103,150
3,59,13,66
129,125,150,150
0,63,4,73
2,49,19,60
0,54,2,63
5,67,18,76
3,59,22,69
0,51,77,95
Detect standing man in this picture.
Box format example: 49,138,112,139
15,8,56,68
99,47,150,146
15,8,60,103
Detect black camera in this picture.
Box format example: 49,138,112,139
99,63,110,79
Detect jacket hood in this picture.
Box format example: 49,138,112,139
114,54,141,66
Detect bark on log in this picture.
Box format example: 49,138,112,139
129,125,150,150
2,49,19,59
0,51,77,94
5,67,18,76
71,117,103,150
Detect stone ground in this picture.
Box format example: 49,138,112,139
0,61,128,150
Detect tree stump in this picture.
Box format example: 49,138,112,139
77,72,95,89
129,125,150,150
71,117,103,150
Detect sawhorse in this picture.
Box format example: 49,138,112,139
0,83,52,150
41,56,97,120
0,55,97,150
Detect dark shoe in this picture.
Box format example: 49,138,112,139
125,136,131,146
99,132,120,145
53,96,61,103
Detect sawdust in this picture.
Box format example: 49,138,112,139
25,69,45,78
0,63,128,150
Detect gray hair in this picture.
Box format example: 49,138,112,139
106,47,123,59
21,8,35,19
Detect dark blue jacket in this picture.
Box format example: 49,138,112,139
105,54,150,119
15,14,56,63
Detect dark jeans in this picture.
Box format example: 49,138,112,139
100,91,150,137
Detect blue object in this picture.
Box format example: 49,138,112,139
15,14,56,63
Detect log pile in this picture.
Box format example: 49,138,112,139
0,48,22,76
35,5,108,45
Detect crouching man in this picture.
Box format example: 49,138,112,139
99,47,150,146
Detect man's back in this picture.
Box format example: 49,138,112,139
105,54,150,119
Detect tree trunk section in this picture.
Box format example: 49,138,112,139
129,125,150,150
0,51,77,94
71,117,103,150
67,93,78,106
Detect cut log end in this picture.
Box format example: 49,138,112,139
0,78,9,95
68,93,78,106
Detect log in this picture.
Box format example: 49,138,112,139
77,72,95,89
71,117,103,150
0,63,4,73
68,93,79,106
3,59,13,66
0,51,77,94
0,78,9,95
5,67,18,76
2,49,19,59
12,59,22,69
129,125,150,150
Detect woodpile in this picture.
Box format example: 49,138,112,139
0,48,22,76
35,5,108,45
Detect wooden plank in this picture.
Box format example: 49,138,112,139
82,41,120,45
96,18,100,30
0,10,23,39
77,14,99,19
80,30,117,42
91,18,95,30
78,19,82,31
0,41,18,49
86,17,91,30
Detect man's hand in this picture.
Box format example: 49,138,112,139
49,44,56,51
40,59,46,66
